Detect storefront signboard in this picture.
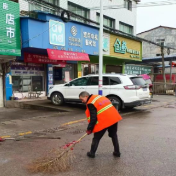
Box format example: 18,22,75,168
125,64,152,75
0,0,21,56
110,34,142,61
49,20,65,46
24,53,66,67
11,62,45,76
47,49,90,61
21,14,99,55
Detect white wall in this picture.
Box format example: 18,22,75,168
0,64,3,107
19,0,137,35
19,0,29,11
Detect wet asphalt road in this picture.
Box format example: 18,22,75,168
0,101,176,176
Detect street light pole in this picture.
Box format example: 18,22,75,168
98,0,103,95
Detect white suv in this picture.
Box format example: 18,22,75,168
47,74,151,109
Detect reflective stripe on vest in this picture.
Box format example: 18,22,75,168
91,95,101,104
87,95,112,124
87,104,113,123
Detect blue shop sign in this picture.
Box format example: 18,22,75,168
21,14,99,56
49,20,65,46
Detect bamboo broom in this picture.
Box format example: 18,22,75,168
27,133,87,173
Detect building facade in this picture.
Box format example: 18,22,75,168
137,26,176,74
137,26,176,58
19,0,139,35
6,10,142,100
0,0,21,106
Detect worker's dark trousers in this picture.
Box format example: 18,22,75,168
90,122,120,154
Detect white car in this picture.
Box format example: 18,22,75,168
47,74,151,109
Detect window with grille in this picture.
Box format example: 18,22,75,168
124,0,132,11
96,13,115,29
119,22,133,35
68,2,89,23
29,0,59,15
156,39,165,46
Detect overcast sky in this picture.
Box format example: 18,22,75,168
137,0,176,34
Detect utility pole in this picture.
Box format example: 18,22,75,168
98,0,103,95
161,45,166,91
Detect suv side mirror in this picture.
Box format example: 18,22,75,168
65,83,70,86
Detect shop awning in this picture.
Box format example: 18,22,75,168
47,49,90,61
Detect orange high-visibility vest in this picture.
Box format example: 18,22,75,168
85,95,122,133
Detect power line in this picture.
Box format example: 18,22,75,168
90,0,176,10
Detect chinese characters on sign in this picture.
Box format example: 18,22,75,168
114,39,127,54
0,0,21,56
125,65,152,75
24,53,66,66
47,49,90,61
83,32,98,47
114,38,140,59
69,37,81,47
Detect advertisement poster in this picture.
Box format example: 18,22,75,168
65,71,70,83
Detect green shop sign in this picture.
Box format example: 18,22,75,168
125,65,152,75
114,38,140,59
0,0,21,56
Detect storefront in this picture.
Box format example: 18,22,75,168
0,0,21,104
14,11,99,98
78,32,142,76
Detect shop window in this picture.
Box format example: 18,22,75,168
11,62,45,93
12,76,44,92
96,13,115,29
124,0,132,11
68,2,89,23
82,64,99,76
109,77,121,85
119,22,133,35
69,77,89,86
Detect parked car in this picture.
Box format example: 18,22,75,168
47,74,151,110
140,74,153,93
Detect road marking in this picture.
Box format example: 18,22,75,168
1,136,11,138
19,131,32,136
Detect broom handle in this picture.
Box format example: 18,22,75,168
76,133,87,143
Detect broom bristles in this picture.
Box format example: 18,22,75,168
27,133,87,173
27,147,75,173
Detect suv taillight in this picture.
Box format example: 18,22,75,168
124,85,141,90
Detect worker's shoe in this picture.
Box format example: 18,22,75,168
113,152,121,157
87,152,95,158
112,136,120,157
87,138,99,158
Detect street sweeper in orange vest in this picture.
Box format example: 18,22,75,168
79,91,122,158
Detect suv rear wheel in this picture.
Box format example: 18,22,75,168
51,92,64,105
108,96,122,110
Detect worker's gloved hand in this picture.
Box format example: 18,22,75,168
86,130,92,135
